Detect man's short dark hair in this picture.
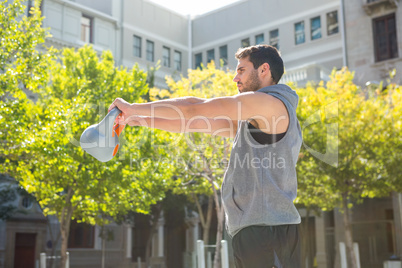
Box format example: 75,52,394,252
235,45,284,84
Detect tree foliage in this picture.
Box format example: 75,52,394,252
154,61,237,268
295,68,401,267
2,43,179,267
0,0,52,161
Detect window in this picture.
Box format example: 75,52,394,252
269,29,279,49
27,0,43,16
68,221,94,248
195,53,202,69
241,38,250,47
174,51,182,71
163,46,170,67
133,35,142,58
21,197,33,209
219,45,228,66
373,13,398,62
311,16,322,40
255,34,264,45
295,21,305,45
81,15,93,43
207,49,215,63
27,0,34,16
146,40,154,62
327,11,339,36
386,209,395,253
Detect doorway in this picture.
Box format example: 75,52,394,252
14,233,36,268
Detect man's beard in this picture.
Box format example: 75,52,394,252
238,69,261,93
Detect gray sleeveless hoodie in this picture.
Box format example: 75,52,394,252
221,84,302,237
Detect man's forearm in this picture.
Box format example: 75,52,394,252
132,117,186,133
128,116,235,137
130,97,207,120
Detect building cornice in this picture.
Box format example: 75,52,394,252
192,1,340,52
50,0,118,24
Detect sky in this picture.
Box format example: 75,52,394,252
148,0,241,16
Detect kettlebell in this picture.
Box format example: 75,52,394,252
80,107,125,162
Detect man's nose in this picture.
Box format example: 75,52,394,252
233,74,240,82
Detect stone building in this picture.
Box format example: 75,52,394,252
1,0,401,267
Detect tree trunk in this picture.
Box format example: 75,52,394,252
193,193,214,244
46,217,61,268
203,196,213,244
342,193,357,268
59,188,74,268
213,206,224,268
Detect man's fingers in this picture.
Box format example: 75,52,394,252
108,98,124,113
108,99,119,113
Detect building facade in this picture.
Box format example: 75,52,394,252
1,0,402,267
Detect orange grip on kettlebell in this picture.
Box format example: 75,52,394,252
112,113,125,137
113,123,125,137
112,144,119,157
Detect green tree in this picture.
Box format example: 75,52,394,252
158,61,237,268
296,68,398,268
0,0,52,160
374,73,402,193
2,45,178,268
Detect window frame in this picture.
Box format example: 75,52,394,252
327,11,339,36
241,38,250,48
207,49,215,63
255,33,264,45
163,46,171,67
174,50,182,71
311,16,322,41
219,45,228,66
81,15,93,44
146,40,155,62
195,53,203,69
68,221,95,249
294,21,305,45
269,29,279,49
373,13,399,62
133,35,142,58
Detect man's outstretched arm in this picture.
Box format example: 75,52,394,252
108,92,288,133
124,116,237,138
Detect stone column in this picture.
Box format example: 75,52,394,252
126,225,132,259
315,214,328,268
392,192,402,257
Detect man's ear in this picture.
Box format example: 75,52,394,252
260,63,270,75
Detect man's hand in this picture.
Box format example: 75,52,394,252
108,98,134,126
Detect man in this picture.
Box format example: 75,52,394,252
109,44,302,268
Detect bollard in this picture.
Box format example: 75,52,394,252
137,256,141,268
40,253,46,268
66,252,70,268
197,240,205,268
221,240,229,268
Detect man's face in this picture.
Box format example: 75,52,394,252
233,57,262,93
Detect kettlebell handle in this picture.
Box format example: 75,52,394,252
106,107,123,136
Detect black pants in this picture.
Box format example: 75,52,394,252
232,225,301,268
